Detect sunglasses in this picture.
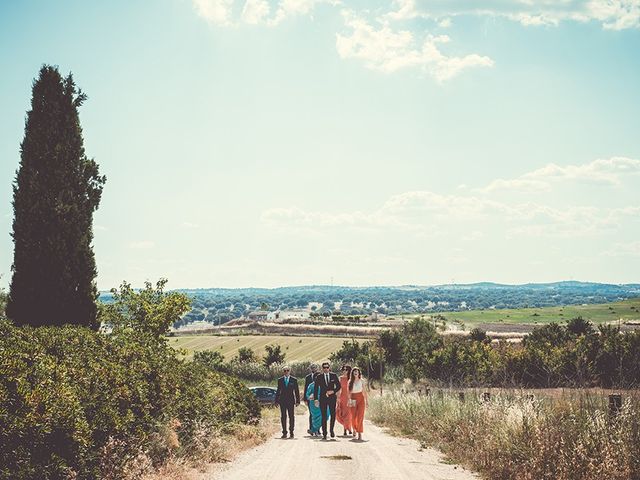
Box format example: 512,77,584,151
283,369,290,372
322,365,330,369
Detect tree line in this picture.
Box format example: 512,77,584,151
168,283,640,329
331,317,640,388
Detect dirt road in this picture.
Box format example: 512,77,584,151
210,413,477,480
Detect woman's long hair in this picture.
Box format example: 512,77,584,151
349,367,362,391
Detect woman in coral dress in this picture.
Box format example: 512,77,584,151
335,364,353,436
348,366,368,440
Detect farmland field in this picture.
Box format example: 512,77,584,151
170,334,354,361
395,297,640,329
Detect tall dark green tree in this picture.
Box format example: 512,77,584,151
7,65,106,328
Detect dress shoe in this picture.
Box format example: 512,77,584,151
330,431,335,438
322,434,327,440
281,433,287,438
290,433,294,438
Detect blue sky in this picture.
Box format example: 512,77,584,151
1,0,639,289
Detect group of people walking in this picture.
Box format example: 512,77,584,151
274,362,368,441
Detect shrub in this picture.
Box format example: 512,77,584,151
469,327,488,342
263,344,285,367
566,316,594,337
235,346,257,363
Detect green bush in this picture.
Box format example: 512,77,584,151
332,318,640,388
0,280,260,480
262,344,285,367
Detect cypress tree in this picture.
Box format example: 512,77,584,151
7,65,106,328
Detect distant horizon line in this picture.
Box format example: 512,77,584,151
97,279,640,293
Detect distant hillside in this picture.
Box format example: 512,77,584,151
98,281,640,329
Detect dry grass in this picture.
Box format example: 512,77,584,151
176,321,381,339
116,409,281,480
370,389,640,480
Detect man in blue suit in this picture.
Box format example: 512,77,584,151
275,366,300,438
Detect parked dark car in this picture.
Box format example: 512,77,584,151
250,386,277,405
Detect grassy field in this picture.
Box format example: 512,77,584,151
170,334,354,361
397,298,640,329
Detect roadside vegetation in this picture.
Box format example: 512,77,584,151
370,389,640,480
332,317,640,479
0,281,260,479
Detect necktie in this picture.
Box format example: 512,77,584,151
325,373,329,386
285,376,289,387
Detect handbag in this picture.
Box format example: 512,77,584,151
347,399,356,407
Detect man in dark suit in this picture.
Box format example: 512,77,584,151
314,361,341,439
275,366,300,438
303,363,319,434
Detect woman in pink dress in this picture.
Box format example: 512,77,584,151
335,364,353,436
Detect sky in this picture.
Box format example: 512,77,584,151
0,0,639,290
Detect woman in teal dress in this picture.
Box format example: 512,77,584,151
306,380,329,436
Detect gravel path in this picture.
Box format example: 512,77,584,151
209,412,477,480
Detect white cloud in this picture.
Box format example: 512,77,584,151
482,157,640,193
194,0,336,26
602,241,640,257
379,190,509,219
260,206,414,232
193,0,235,26
271,0,324,25
387,0,419,21
506,12,561,27
262,156,640,239
588,0,640,30
461,230,485,242
182,222,200,229
242,0,271,24
129,241,155,249
385,0,640,30
263,194,638,239
192,0,637,80
336,11,493,82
